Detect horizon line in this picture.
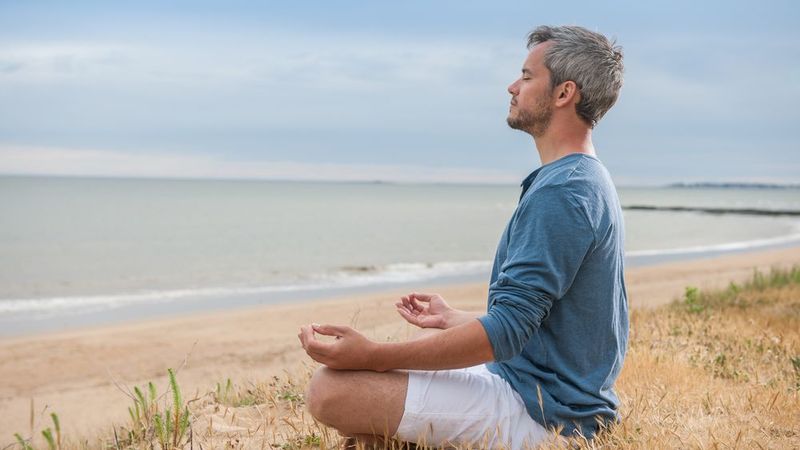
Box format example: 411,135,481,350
3,172,798,190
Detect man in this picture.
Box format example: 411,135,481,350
298,25,627,449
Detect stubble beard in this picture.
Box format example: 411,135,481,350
506,97,553,138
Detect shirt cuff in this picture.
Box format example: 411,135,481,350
477,313,514,362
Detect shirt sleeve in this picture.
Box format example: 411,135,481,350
478,185,595,361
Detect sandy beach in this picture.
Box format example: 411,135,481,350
1,246,799,442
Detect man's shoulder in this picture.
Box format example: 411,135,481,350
522,155,621,230
528,156,612,201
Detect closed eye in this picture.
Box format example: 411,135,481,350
521,69,533,81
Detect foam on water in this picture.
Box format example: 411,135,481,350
0,260,493,316
627,227,800,257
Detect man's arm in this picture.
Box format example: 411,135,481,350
441,310,484,328
298,319,494,372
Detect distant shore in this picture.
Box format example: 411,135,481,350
667,182,800,189
0,245,798,441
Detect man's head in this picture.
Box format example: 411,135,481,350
507,25,624,136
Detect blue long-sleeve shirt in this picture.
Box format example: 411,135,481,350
477,152,628,438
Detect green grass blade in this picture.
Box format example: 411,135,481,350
42,428,56,450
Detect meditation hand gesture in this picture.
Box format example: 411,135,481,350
395,292,456,329
298,323,381,371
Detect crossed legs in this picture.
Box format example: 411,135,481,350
306,366,409,443
305,328,446,445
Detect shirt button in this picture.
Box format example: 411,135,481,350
499,278,507,286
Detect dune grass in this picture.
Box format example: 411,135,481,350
10,266,800,449
583,265,800,449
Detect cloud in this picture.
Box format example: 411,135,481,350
0,33,524,174
1,26,797,186
0,33,517,89
0,144,518,184
619,33,800,124
0,42,133,82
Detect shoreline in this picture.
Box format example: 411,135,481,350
1,245,799,440
4,237,800,339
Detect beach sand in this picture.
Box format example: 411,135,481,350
1,246,799,441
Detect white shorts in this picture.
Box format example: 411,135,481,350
394,364,554,449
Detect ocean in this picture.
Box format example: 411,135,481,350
1,175,799,335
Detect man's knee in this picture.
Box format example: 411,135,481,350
305,366,409,436
306,366,345,425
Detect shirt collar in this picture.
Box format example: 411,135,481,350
519,168,542,201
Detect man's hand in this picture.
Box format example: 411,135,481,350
395,292,454,329
395,292,479,329
298,324,382,371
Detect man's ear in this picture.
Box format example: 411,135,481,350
554,81,580,107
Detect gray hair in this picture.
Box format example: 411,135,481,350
528,25,624,128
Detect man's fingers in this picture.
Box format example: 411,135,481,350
306,337,333,355
299,323,340,367
304,345,330,364
408,297,425,312
299,326,334,354
396,307,421,327
395,302,410,315
298,325,315,356
298,325,316,350
396,307,413,323
409,292,434,303
397,299,418,313
312,323,350,337
396,302,421,318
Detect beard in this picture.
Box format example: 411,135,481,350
506,97,553,138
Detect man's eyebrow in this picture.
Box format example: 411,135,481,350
521,68,532,75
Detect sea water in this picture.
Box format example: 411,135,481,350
1,176,798,334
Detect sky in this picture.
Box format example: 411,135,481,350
1,1,798,186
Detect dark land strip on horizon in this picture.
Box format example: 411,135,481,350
623,205,800,217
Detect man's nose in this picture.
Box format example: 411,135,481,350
508,79,519,95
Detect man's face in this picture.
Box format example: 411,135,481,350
506,43,554,137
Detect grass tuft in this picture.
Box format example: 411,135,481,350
108,368,192,449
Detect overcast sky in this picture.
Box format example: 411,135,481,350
1,1,798,186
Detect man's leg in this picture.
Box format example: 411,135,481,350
306,366,408,439
306,329,444,446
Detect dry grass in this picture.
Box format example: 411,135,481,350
585,266,800,449
10,267,800,449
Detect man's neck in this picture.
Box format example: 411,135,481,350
532,122,596,165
